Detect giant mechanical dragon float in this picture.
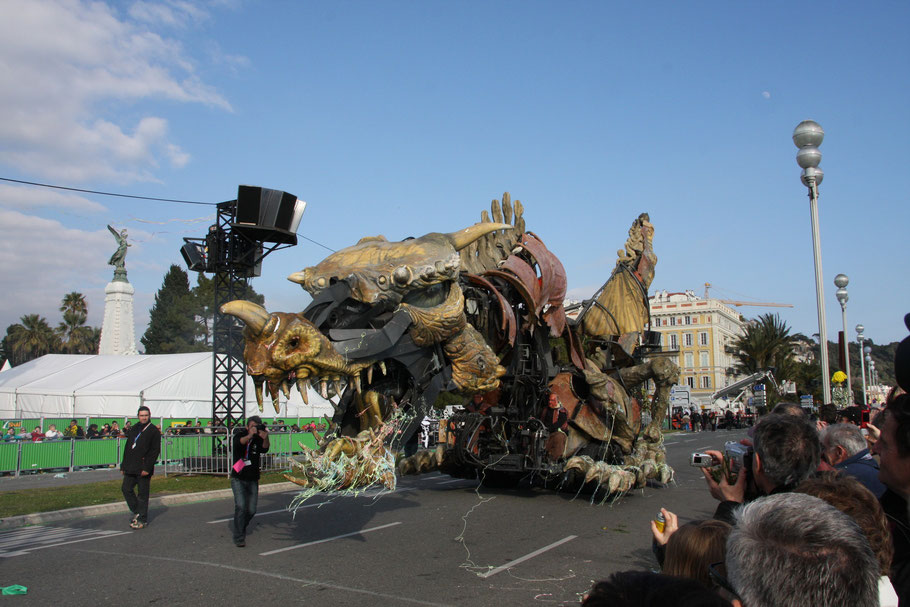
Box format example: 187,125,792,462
222,194,679,498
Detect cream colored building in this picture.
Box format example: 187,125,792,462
649,290,745,405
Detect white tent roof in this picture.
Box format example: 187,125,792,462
0,353,334,420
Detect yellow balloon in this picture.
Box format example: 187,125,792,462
832,371,847,383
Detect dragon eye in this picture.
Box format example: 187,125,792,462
288,337,300,348
392,266,411,287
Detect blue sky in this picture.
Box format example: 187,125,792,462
0,0,907,349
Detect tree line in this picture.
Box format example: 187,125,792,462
732,312,897,407
1,265,263,364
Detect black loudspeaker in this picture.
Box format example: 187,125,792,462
233,185,305,245
181,241,206,272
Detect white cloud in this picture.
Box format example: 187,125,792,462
0,208,154,335
762,91,771,99
129,0,210,28
0,184,107,213
0,0,233,183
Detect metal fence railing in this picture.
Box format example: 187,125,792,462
161,429,320,477
0,428,323,478
0,438,124,477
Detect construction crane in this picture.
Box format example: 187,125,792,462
703,283,793,308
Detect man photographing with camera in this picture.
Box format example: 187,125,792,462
230,415,270,547
701,413,821,524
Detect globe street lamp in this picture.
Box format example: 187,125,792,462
794,120,830,403
856,324,867,406
864,345,874,402
834,274,852,400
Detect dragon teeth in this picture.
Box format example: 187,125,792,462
367,365,374,385
378,361,386,375
280,381,291,399
297,379,309,405
320,380,328,399
254,379,264,412
266,381,280,412
352,374,362,394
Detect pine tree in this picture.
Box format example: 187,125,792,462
191,274,265,348
141,265,203,354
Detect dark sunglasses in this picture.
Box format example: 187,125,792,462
708,561,742,603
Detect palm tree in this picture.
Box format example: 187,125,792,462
57,292,89,353
56,292,102,354
733,313,798,406
7,314,60,364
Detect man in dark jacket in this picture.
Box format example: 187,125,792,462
821,423,886,497
702,413,820,525
120,406,161,529
230,415,270,547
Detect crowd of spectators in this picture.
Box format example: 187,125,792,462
582,315,910,607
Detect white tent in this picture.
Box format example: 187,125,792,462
0,353,334,420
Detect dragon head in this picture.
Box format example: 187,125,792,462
221,221,510,416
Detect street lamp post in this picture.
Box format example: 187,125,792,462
834,274,852,400
856,324,867,406
864,346,873,387
794,120,831,403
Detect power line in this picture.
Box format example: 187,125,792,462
1,175,337,252
0,176,217,205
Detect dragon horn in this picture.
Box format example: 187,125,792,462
220,300,270,335
287,271,306,285
446,222,513,251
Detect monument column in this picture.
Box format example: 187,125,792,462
98,225,138,355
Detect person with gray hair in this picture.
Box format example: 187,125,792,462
704,413,821,524
725,492,879,607
822,423,886,497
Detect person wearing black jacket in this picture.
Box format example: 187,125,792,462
120,406,161,529
230,415,270,547
701,413,820,525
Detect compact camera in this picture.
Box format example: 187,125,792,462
690,453,714,468
724,441,753,474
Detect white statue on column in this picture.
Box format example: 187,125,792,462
99,225,138,355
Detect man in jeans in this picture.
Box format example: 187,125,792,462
230,415,270,547
120,406,161,529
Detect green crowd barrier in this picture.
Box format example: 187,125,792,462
19,440,72,472
0,416,331,477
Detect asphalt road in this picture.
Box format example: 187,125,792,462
0,428,745,606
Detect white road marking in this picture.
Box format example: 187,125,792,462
0,526,131,558
437,478,475,485
479,535,578,578
210,486,416,523
259,521,402,556
208,502,321,524
75,546,452,606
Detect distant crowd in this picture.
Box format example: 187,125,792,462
3,418,324,441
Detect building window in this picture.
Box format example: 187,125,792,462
687,376,695,388
685,315,691,325
670,317,676,326
700,351,709,367
684,333,693,347
701,376,711,389
670,334,678,349
699,332,709,346
684,352,694,368
653,318,661,327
